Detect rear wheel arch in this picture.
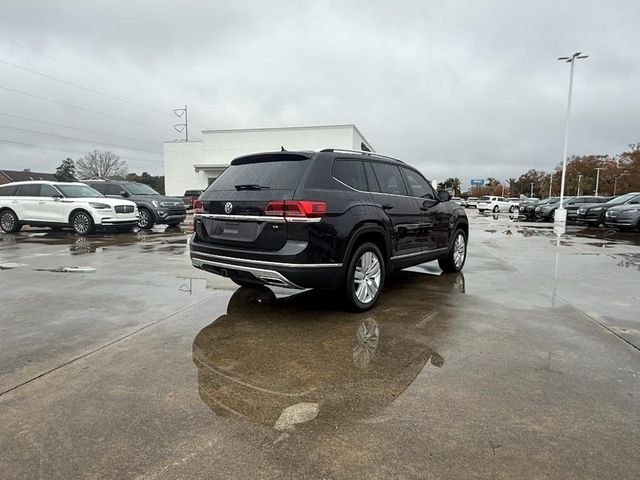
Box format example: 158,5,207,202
343,223,390,268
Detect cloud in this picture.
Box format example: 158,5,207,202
0,0,638,188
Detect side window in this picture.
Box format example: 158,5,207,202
40,184,59,197
17,184,41,196
498,197,506,202
401,168,433,199
629,196,640,204
0,184,18,196
364,162,380,192
371,163,408,196
332,159,367,191
106,184,123,195
89,183,107,194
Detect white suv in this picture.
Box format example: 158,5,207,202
477,196,511,213
0,181,139,235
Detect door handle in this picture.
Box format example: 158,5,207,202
382,203,394,210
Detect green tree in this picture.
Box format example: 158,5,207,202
443,177,462,196
55,158,77,182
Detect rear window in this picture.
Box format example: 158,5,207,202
479,196,490,201
213,157,310,191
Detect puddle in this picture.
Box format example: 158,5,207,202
0,262,28,270
192,271,460,429
35,266,96,273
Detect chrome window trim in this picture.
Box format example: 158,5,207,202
191,249,343,269
332,176,437,202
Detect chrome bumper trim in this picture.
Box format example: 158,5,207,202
197,213,321,224
191,249,343,269
191,257,304,289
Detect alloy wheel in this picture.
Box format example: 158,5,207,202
353,251,382,304
1,212,15,231
453,233,466,269
138,210,150,228
74,213,90,235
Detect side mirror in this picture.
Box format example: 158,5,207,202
438,190,451,202
119,190,129,198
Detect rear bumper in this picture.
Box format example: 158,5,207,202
190,241,344,289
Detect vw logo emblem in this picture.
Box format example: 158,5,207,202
224,202,233,214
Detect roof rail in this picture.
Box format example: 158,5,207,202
319,148,405,164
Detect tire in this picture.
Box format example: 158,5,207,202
137,208,155,229
438,229,467,273
0,209,22,233
478,209,485,213
509,206,514,213
343,242,385,311
230,277,259,288
71,211,95,235
493,205,499,213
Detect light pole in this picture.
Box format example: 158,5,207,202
530,182,534,197
556,52,588,223
613,177,617,196
549,172,553,197
595,167,602,195
577,174,583,196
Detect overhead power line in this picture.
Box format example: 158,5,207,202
0,58,176,117
0,124,162,154
0,112,161,146
0,138,162,164
0,85,167,130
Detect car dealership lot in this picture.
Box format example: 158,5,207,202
1,215,638,479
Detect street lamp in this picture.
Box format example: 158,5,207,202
595,167,602,195
530,182,534,197
556,52,588,223
549,172,554,197
577,174,583,196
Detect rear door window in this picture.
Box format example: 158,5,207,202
106,184,123,195
332,159,367,191
371,163,408,196
89,183,108,194
401,168,433,198
213,156,310,191
17,184,41,196
364,162,380,192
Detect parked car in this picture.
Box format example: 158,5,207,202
507,198,520,211
85,180,186,229
477,196,510,213
451,196,463,206
577,193,640,227
562,196,609,221
0,181,138,234
465,196,478,208
518,197,543,219
532,197,561,220
535,196,576,221
604,202,640,231
183,189,204,209
190,149,469,311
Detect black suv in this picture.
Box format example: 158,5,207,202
85,180,186,229
190,149,468,310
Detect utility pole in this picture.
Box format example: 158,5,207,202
173,105,189,141
577,174,583,196
595,167,602,195
556,52,588,222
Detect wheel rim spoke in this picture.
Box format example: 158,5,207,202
353,250,382,304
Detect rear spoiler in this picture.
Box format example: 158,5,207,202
231,152,313,166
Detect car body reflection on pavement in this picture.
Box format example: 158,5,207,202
192,271,464,430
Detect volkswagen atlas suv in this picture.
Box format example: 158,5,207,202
85,180,186,229
0,181,138,234
190,149,469,310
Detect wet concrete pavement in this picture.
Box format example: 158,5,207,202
0,214,638,479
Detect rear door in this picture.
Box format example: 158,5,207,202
400,167,443,250
197,153,311,251
370,162,424,257
15,183,41,221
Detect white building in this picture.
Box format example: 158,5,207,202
163,124,373,196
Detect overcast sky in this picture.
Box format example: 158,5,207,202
1,0,638,187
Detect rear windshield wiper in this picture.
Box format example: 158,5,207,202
234,184,270,190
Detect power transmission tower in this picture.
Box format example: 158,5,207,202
173,105,189,141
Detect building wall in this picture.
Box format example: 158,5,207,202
163,125,373,196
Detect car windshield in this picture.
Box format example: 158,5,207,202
123,182,159,195
605,193,639,205
56,184,103,198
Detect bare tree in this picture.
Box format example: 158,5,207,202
75,150,128,179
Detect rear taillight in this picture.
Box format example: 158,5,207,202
264,200,326,218
193,199,204,214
